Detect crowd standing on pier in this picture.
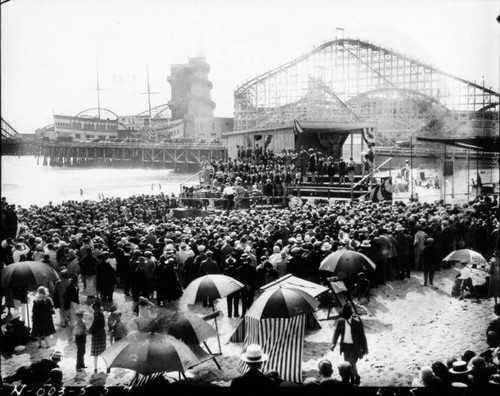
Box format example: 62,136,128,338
1,148,500,388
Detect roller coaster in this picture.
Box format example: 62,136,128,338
234,38,499,144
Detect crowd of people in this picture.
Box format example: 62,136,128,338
188,145,375,210
1,167,499,387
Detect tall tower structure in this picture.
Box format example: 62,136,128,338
168,53,216,139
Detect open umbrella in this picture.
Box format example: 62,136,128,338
1,261,60,289
181,274,244,305
443,249,488,267
100,333,200,377
319,250,376,276
168,315,218,345
444,249,490,284
246,287,320,319
168,315,222,370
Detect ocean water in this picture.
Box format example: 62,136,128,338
1,155,497,208
1,156,197,207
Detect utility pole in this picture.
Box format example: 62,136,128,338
410,136,413,199
141,63,160,141
96,60,101,119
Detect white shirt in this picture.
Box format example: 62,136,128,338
344,319,354,344
223,186,234,195
459,267,471,280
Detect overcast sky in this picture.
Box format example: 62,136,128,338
1,0,499,134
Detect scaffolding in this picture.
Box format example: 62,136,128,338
234,38,499,145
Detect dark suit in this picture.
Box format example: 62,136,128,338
332,316,368,383
230,367,276,390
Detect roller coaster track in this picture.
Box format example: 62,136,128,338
236,38,498,97
234,38,499,136
1,118,19,139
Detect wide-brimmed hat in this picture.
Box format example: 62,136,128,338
240,344,268,363
321,242,332,251
395,224,404,232
361,240,371,248
449,361,472,374
50,351,63,362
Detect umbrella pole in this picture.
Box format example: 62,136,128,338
210,303,222,353
213,317,222,354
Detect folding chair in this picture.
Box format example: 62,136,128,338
201,310,223,361
326,280,359,320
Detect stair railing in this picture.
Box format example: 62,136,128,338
353,157,393,190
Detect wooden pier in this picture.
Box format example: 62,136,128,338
31,141,227,171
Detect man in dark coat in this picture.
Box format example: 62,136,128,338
331,304,368,386
230,344,276,390
441,220,455,265
394,225,411,280
238,254,257,315
288,247,306,278
223,256,240,318
423,238,439,286
199,250,220,276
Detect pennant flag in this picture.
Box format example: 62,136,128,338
293,119,304,134
368,177,393,202
362,127,376,145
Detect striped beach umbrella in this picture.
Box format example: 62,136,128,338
319,250,376,277
246,287,319,319
181,274,244,305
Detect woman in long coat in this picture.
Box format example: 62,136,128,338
89,301,106,373
31,286,56,348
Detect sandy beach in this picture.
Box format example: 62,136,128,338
1,263,494,388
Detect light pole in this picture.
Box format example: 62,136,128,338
410,136,413,199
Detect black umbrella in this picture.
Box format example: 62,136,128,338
1,261,60,289
168,315,218,345
100,333,199,377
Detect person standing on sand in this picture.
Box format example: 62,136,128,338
31,286,56,349
331,303,368,386
89,301,106,373
423,238,438,286
489,254,500,304
73,310,87,371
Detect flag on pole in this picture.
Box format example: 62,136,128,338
362,127,376,145
293,119,304,134
367,177,393,202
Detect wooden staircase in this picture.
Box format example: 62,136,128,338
288,174,370,201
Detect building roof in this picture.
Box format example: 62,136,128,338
416,136,500,153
